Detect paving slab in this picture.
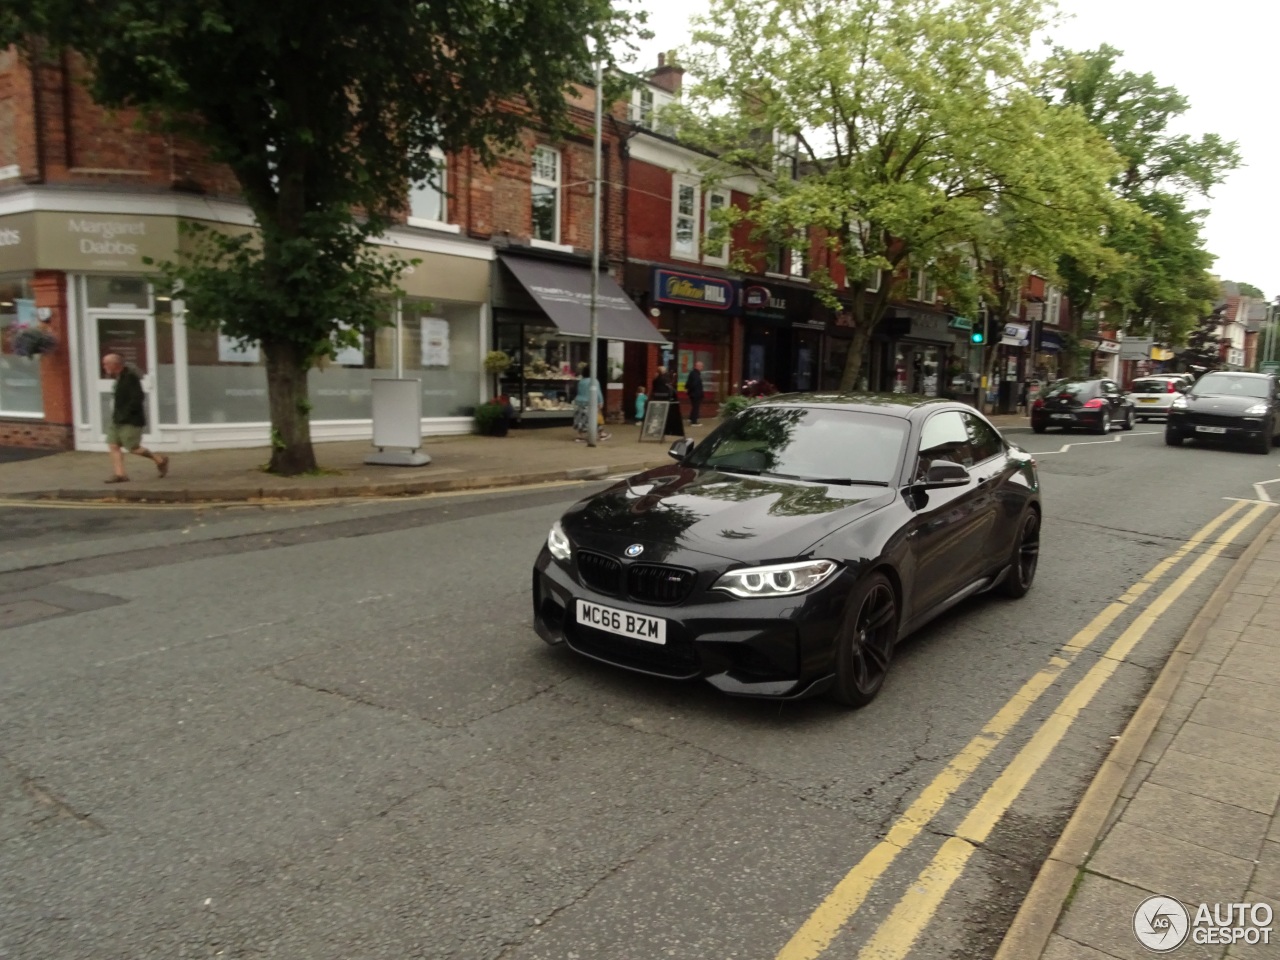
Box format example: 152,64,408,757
1168,720,1280,769
1055,874,1219,960
1118,781,1270,862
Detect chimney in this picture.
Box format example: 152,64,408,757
649,50,684,95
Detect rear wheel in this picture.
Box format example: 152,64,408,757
1000,509,1040,598
831,573,898,709
1121,408,1135,431
1093,411,1111,435
1032,424,1047,434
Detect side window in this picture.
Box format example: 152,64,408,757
964,414,1004,462
918,411,973,469
1102,381,1120,396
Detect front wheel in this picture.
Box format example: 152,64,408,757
1000,509,1040,598
1165,430,1184,446
831,573,898,709
1253,427,1272,455
1093,411,1111,435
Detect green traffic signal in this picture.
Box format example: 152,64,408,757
971,330,985,344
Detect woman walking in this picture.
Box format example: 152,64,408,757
573,367,610,441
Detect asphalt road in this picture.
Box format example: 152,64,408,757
2,425,1278,960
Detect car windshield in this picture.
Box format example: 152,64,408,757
1130,380,1174,394
1191,374,1270,399
1045,380,1096,399
687,406,909,485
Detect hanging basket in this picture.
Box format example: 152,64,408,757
9,325,58,358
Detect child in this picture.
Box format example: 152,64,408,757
635,386,647,422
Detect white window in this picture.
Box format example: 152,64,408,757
704,189,730,265
1045,287,1061,326
672,176,700,260
774,130,799,180
637,87,655,126
531,146,561,244
789,232,809,278
765,243,788,276
408,148,447,225
914,264,936,303
865,268,881,294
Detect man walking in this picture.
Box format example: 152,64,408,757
102,353,168,483
686,360,705,425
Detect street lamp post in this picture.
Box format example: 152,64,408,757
586,56,604,447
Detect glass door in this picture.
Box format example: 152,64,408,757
88,313,158,442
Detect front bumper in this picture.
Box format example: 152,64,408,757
1167,412,1267,443
532,548,847,699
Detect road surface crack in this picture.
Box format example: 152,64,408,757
1,754,107,834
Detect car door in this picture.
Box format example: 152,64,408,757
904,410,984,619
963,412,1015,568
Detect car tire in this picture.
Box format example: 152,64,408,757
1165,430,1184,446
1032,424,1047,434
831,572,898,709
1137,416,1147,423
1121,408,1135,430
1253,428,1271,455
1093,411,1111,435
999,508,1040,599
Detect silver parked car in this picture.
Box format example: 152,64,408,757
1128,375,1190,421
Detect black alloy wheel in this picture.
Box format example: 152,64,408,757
1121,408,1135,431
1093,410,1111,435
1253,424,1272,455
1000,509,1041,598
831,573,898,708
1165,428,1184,447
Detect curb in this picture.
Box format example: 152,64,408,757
9,460,666,506
993,505,1280,960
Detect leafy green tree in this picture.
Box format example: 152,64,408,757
5,0,643,473
1181,305,1227,372
1235,282,1265,299
1042,46,1239,344
676,0,1118,391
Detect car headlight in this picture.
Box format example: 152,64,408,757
547,520,572,561
1171,395,1188,409
713,559,839,598
1244,403,1268,416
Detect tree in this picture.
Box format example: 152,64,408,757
1235,282,1265,299
1042,46,1239,343
1181,305,1227,372
6,1,644,473
676,0,1118,391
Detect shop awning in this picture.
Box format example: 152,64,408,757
499,255,668,344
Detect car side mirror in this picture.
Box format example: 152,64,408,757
668,438,695,462
919,460,970,489
1177,384,1189,393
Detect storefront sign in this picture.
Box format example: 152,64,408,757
949,316,973,331
1097,340,1121,355
0,211,179,273
743,284,791,321
1001,323,1030,347
1119,338,1152,360
653,268,738,313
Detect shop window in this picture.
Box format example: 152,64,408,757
672,176,700,260
398,299,482,418
0,276,42,416
495,321,589,417
154,297,179,425
408,148,448,225
86,276,150,310
531,146,561,244
186,319,270,424
704,189,730,265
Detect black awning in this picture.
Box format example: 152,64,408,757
499,255,668,344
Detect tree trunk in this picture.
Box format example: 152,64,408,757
838,326,873,392
263,338,318,475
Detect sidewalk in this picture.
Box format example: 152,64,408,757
998,512,1280,959
0,412,1031,505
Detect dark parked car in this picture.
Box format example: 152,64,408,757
532,395,1041,708
1165,371,1280,454
1030,378,1136,434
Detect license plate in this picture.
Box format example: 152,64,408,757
1051,414,1073,420
576,599,666,645
1196,425,1227,434
1139,398,1158,403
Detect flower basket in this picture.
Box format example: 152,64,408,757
474,398,513,436
9,325,58,358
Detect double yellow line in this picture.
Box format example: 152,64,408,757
777,498,1268,960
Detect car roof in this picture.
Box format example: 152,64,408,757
750,392,967,422
1198,371,1270,379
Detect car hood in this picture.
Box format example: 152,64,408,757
561,464,895,565
1184,394,1267,415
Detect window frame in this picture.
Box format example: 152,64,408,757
917,410,974,469
788,230,809,279
703,188,731,266
406,147,452,229
671,175,701,261
531,145,562,246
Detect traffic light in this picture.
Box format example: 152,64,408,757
970,327,985,345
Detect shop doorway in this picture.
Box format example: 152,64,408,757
86,311,159,444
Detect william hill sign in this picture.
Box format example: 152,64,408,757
653,268,739,313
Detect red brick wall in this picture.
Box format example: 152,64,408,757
0,419,72,448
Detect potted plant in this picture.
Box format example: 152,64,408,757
474,394,514,436
483,350,512,397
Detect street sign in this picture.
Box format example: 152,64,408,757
1261,361,1280,375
